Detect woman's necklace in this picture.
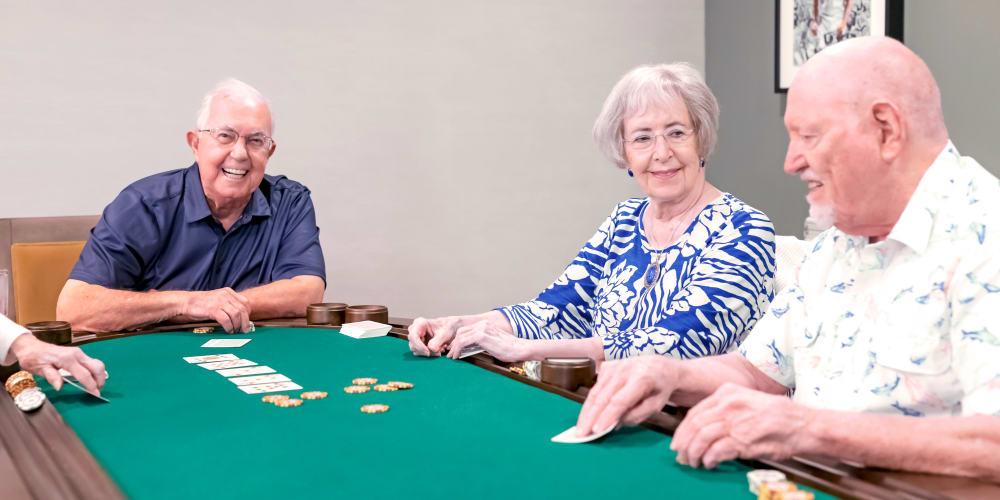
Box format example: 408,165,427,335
642,185,709,291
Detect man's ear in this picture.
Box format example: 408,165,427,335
871,101,904,163
186,130,200,155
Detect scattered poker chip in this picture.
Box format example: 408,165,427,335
301,391,328,400
747,470,787,495
508,365,526,376
352,378,378,385
373,384,397,392
360,404,389,413
387,381,413,390
262,394,290,404
13,387,46,412
192,327,214,334
344,385,371,394
275,398,303,407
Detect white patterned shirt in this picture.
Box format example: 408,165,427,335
741,142,1000,417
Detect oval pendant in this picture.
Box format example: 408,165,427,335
643,263,659,289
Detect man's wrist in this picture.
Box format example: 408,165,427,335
8,331,34,358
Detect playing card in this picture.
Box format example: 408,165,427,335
550,424,616,444
183,353,239,364
458,344,485,359
57,372,110,402
200,338,252,348
216,365,276,377
198,359,257,370
228,374,290,386
238,381,303,394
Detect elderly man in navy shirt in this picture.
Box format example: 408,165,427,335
57,79,325,333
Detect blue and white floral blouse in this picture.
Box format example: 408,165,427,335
498,194,775,360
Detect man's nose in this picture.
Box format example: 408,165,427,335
229,136,249,160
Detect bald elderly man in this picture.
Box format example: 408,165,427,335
576,37,1000,482
57,79,325,333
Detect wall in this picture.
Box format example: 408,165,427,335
705,0,1000,236
0,1,705,318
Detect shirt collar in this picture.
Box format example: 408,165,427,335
884,141,961,255
183,163,273,223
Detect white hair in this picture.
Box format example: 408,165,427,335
195,78,274,134
592,63,720,168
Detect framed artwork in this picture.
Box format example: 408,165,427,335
775,0,904,92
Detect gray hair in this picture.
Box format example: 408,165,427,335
592,63,719,168
195,78,274,134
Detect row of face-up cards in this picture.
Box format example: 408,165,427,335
182,353,302,394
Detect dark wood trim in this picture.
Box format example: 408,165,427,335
0,317,988,499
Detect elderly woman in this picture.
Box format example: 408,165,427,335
409,63,775,362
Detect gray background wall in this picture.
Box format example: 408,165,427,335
0,1,703,319
706,0,1000,236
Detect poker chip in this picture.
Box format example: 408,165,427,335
360,404,389,413
13,387,46,412
387,381,413,390
373,384,397,392
275,398,303,407
775,492,814,500
248,321,256,333
759,480,797,500
301,391,328,400
6,377,38,398
352,378,377,385
344,385,371,394
508,365,526,376
747,470,786,495
5,370,34,393
192,327,214,334
262,394,290,404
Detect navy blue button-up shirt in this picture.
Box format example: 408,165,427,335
70,163,326,292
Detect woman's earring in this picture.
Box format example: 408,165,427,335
627,169,634,177
700,158,705,168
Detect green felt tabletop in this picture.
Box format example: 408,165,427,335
40,327,833,499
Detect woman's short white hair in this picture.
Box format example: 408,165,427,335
195,78,273,134
592,63,719,168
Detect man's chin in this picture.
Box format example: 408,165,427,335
807,203,836,232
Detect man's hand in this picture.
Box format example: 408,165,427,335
182,288,251,333
446,320,528,362
576,356,680,437
670,383,814,468
10,334,107,395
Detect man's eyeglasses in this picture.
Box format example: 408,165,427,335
623,127,694,151
198,128,274,153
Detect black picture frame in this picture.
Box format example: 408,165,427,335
775,0,904,93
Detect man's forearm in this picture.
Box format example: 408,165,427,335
670,353,788,407
804,411,1000,482
57,280,186,332
239,275,325,320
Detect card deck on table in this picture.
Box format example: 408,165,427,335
198,359,257,370
238,381,303,394
200,338,252,348
216,365,276,377
339,320,391,339
550,424,617,444
183,353,239,364
228,374,291,386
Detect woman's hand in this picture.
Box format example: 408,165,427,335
408,316,464,356
447,319,530,362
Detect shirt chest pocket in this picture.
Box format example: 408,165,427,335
870,325,951,376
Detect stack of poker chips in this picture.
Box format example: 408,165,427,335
4,370,46,412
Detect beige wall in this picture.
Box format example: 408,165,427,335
0,1,705,318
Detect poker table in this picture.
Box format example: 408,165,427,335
1,320,998,500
